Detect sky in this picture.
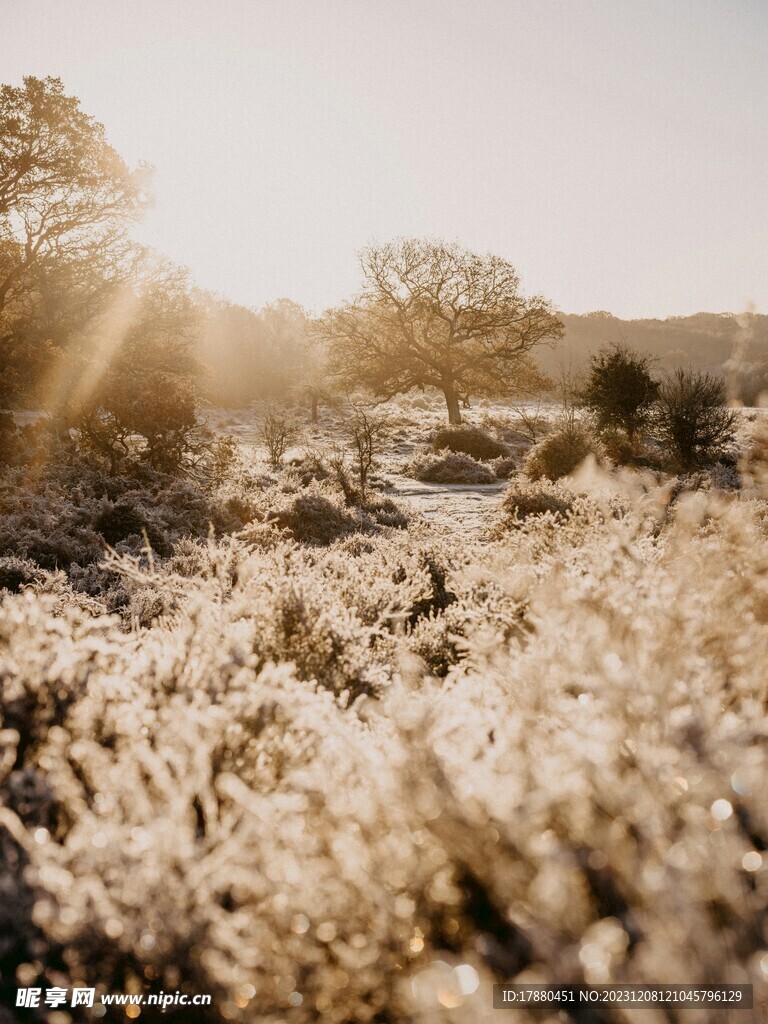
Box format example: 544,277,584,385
2,0,767,318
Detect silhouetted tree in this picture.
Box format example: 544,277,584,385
319,238,561,424
578,343,659,440
0,76,147,405
654,369,735,469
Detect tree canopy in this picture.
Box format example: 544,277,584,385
578,343,660,439
0,76,147,405
319,238,562,423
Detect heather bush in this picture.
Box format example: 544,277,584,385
523,418,607,481
496,478,578,529
0,459,254,579
0,555,54,593
271,490,357,545
411,452,497,485
265,482,409,546
431,425,509,461
490,455,517,479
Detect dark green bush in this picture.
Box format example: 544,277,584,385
578,343,659,439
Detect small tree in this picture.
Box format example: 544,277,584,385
260,408,300,468
578,343,659,440
654,368,735,469
345,407,386,502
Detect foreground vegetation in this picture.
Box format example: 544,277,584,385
2,396,768,1024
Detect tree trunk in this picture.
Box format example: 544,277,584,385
310,395,318,424
443,386,462,424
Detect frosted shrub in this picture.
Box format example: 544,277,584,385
272,490,357,545
266,482,410,545
524,418,607,481
411,452,496,484
431,425,509,461
490,454,518,479
496,478,578,529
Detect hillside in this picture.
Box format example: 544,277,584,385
537,312,768,402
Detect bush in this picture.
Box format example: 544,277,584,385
0,555,51,593
654,368,736,470
272,492,357,545
578,343,659,438
523,419,607,481
496,478,576,529
93,499,148,546
432,425,509,461
411,452,497,484
5,468,768,1019
0,458,252,582
286,449,332,486
363,496,410,530
491,455,518,479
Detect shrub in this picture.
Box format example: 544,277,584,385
5,475,768,1019
272,492,356,545
523,419,607,481
578,343,659,439
411,452,497,484
0,556,50,593
93,499,148,546
496,478,576,529
491,455,518,479
286,449,332,486
653,368,736,470
432,425,509,461
363,496,410,530
259,408,301,467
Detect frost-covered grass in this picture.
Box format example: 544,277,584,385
3,402,768,1022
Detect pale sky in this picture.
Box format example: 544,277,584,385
2,0,767,318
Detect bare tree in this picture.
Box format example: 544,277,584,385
344,406,387,502
260,408,300,468
509,395,550,444
318,238,561,424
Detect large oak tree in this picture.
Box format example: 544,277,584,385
319,238,562,423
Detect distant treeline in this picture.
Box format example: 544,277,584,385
542,311,768,403
196,295,317,407
201,308,768,409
